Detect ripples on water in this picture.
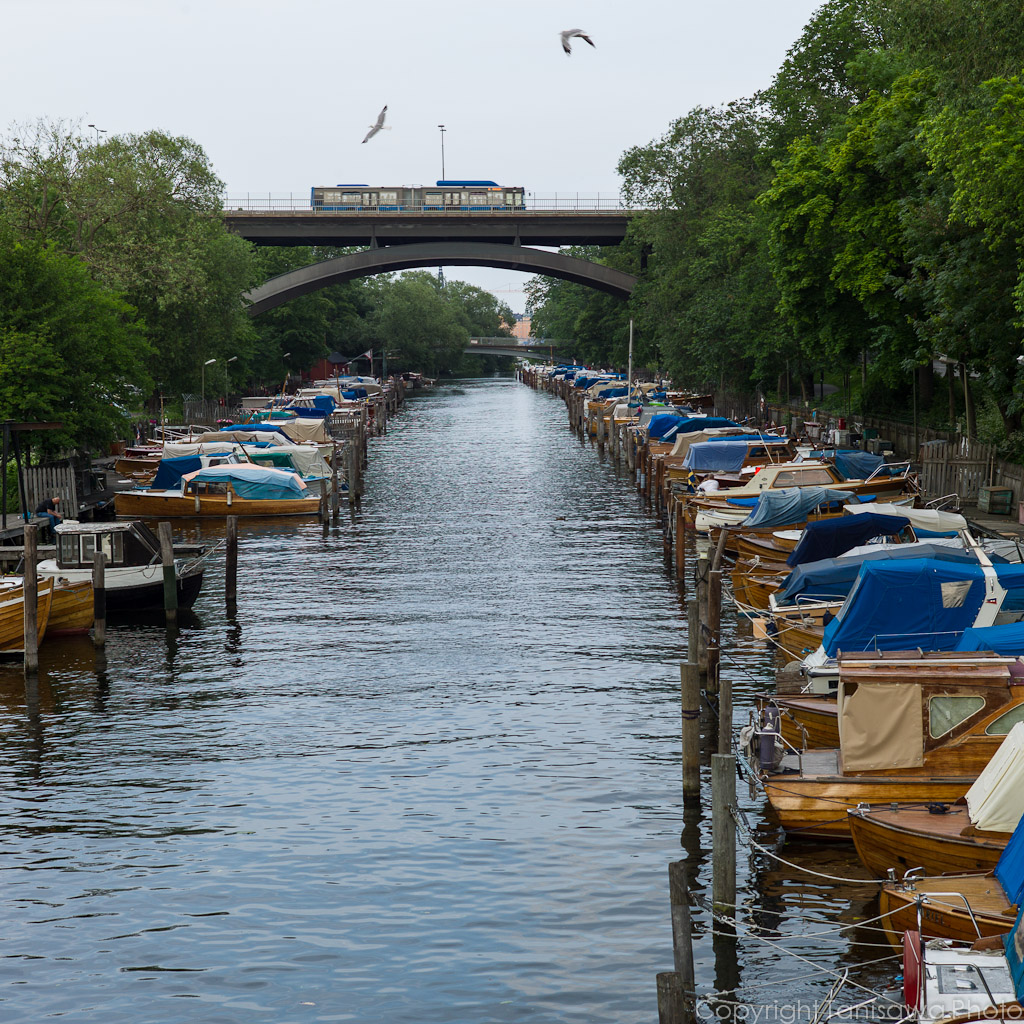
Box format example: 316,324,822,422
0,380,896,1023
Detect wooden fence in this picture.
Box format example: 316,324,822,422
22,463,79,518
714,390,1024,507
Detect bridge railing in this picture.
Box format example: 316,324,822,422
223,193,628,212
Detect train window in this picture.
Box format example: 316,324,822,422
505,193,515,205
425,192,442,205
362,193,377,205
380,191,397,204
342,192,360,204
470,192,488,205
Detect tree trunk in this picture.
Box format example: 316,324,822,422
917,364,933,406
961,362,976,440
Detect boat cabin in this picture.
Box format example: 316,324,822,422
55,520,161,570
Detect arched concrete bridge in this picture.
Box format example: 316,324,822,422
243,242,638,316
464,337,571,358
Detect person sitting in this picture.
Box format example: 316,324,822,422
34,495,63,538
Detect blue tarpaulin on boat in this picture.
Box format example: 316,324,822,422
808,449,884,481
822,559,1024,657
151,456,202,490
595,386,629,399
184,464,308,501
997,813,1024,911
740,487,855,529
219,423,288,435
955,622,1024,656
682,438,786,472
1006,900,1024,1001
777,544,994,607
786,513,912,567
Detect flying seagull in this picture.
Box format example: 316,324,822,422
362,105,389,144
560,28,595,55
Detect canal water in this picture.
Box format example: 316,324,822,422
0,379,897,1023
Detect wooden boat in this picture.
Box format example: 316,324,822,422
0,578,54,651
732,531,801,562
759,653,1024,838
768,694,841,749
849,804,1009,877
46,580,94,636
878,873,1017,946
40,521,205,612
115,464,322,518
731,557,788,612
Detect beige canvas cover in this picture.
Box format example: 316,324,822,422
839,681,924,771
193,430,298,447
669,427,748,458
279,419,329,444
161,441,242,458
965,721,1024,832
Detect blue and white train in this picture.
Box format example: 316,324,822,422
310,180,525,211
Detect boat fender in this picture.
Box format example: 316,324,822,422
902,930,923,1010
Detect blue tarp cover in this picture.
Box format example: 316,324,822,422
185,465,308,501
151,455,201,490
683,438,788,472
740,487,855,529
777,544,994,607
809,449,884,481
786,513,911,567
955,622,1024,656
822,559,1024,657
219,423,288,434
596,386,629,399
997,816,1024,914
1005,899,1024,1001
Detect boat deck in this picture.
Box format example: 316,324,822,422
775,748,839,775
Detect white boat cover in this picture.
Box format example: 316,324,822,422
965,720,1024,832
160,441,243,458
278,419,330,444
845,502,967,534
193,429,299,447
256,445,330,478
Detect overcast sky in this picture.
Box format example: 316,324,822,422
4,0,824,313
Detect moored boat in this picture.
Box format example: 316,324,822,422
0,578,54,652
114,464,322,518
46,580,94,636
39,521,205,612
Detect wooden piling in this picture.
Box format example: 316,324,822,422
348,443,358,507
695,550,709,674
656,974,687,1024
331,444,340,521
681,662,700,801
225,515,238,612
712,754,737,913
92,551,106,647
674,500,686,582
157,521,178,626
707,568,722,696
711,526,729,573
23,523,38,675
319,479,328,522
669,860,697,1024
687,599,699,667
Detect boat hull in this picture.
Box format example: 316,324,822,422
848,805,1009,876
0,579,53,651
114,491,322,518
878,875,1015,947
46,581,94,636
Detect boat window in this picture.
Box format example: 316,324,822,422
929,695,986,737
58,534,80,566
81,535,96,563
985,703,1024,735
773,469,835,487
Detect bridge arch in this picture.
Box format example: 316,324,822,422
244,242,637,315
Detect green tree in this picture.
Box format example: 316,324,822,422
0,232,149,451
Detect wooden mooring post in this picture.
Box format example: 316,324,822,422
674,500,686,582
158,521,178,627
681,661,700,802
695,547,709,676
707,568,722,696
92,551,106,647
23,523,38,675
331,444,340,522
225,515,238,613
712,753,736,914
657,859,698,1024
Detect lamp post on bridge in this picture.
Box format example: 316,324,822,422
224,355,238,405
86,123,106,145
438,125,446,180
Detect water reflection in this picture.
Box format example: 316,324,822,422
0,380,885,1023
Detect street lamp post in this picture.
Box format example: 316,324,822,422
438,125,446,180
202,358,216,402
224,356,238,405
86,123,106,144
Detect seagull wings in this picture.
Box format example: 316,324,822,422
362,105,388,144
559,29,595,55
